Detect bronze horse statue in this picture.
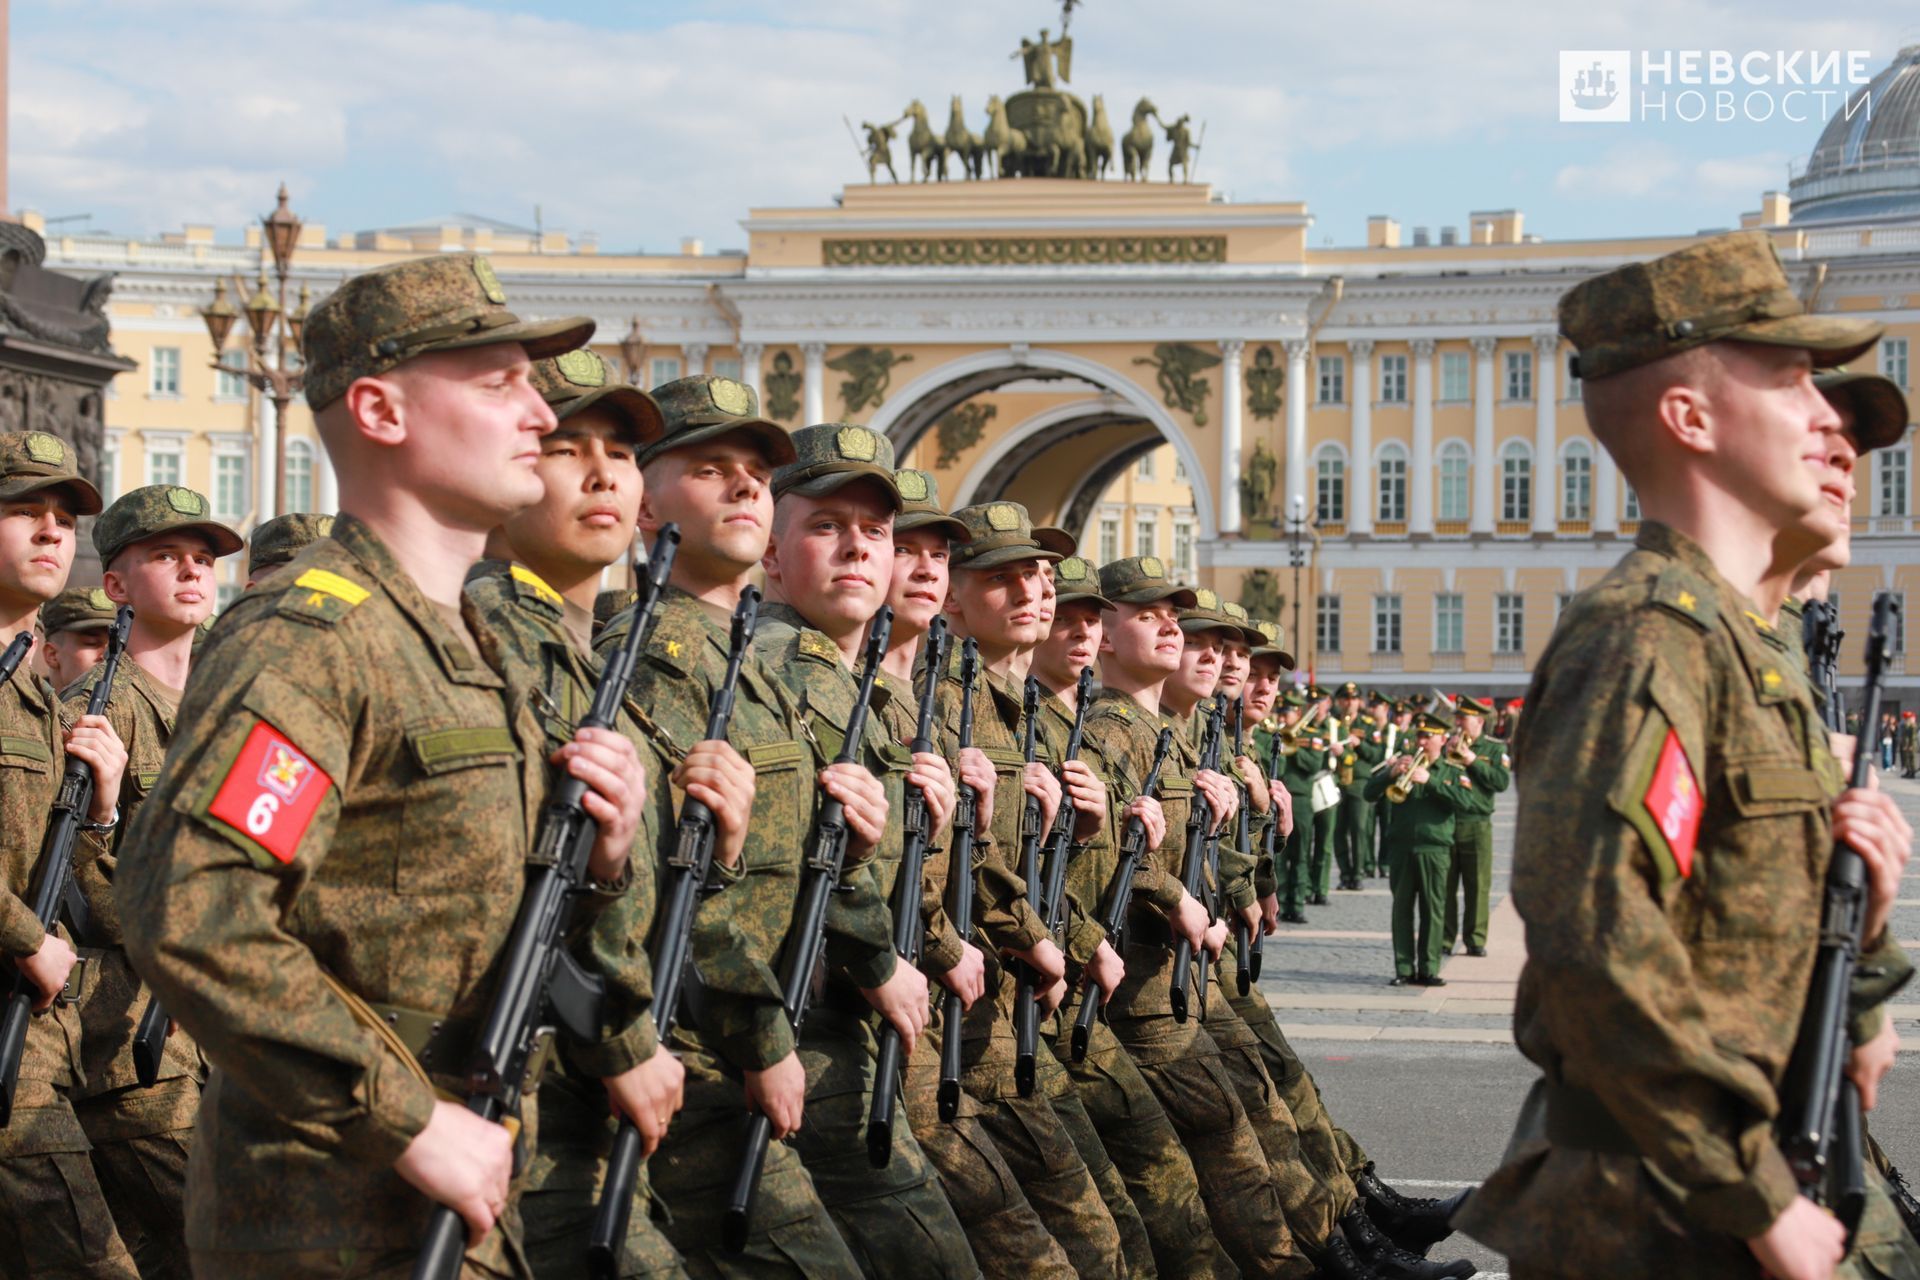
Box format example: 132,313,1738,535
1086,94,1115,179
983,95,1026,179
903,99,946,182
944,95,986,180
1122,97,1159,182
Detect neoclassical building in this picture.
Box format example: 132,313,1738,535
38,45,1920,700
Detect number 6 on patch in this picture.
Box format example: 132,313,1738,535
209,721,332,865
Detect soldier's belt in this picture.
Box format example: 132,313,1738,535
1543,1080,1639,1158
319,971,540,1124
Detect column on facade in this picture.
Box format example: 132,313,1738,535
1410,337,1435,535
1470,337,1497,533
1595,447,1620,534
1219,338,1245,536
684,343,708,379
1283,339,1310,520
254,392,278,524
1532,332,1559,534
802,341,827,426
315,445,338,515
1346,339,1374,535
740,342,764,397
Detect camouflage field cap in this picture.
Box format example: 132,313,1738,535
1220,600,1267,646
640,375,796,469
301,253,595,411
1455,693,1495,717
0,432,103,515
1052,555,1114,610
773,423,901,508
950,501,1069,570
39,586,115,636
894,469,970,540
1415,704,1456,736
1559,230,1881,382
247,512,334,579
1248,618,1297,670
530,350,666,445
94,484,244,567
1814,368,1910,453
1179,587,1257,641
1096,555,1198,608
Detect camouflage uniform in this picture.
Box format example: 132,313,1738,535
745,423,978,1280
599,377,862,1280
69,484,246,1279
0,432,138,1278
1458,232,1917,1278
40,585,118,638
115,255,620,1278
246,513,336,582
1080,556,1313,1279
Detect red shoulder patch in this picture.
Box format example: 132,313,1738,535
1643,729,1702,878
207,721,333,864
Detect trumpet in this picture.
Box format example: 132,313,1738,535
1384,748,1426,803
1443,725,1473,768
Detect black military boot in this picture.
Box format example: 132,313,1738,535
1308,1234,1375,1280
1355,1165,1472,1257
1340,1208,1476,1279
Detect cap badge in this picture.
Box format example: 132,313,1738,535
471,258,508,304
167,487,206,516
1059,556,1089,581
1195,588,1219,610
87,588,112,610
1139,556,1165,578
315,515,336,536
986,503,1021,532
896,470,930,501
836,426,878,462
709,378,751,416
556,349,604,387
24,433,63,465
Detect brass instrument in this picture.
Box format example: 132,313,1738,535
1443,724,1473,768
1383,748,1424,803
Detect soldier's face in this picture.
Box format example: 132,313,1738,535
1244,657,1282,722
1711,343,1849,538
1169,626,1225,703
501,411,641,582
1218,641,1250,696
1037,562,1056,629
1035,599,1102,691
949,557,1049,650
387,344,555,526
0,494,78,608
104,533,217,632
640,439,775,578
1100,602,1183,677
42,627,106,686
888,526,950,634
763,483,893,637
1461,713,1485,738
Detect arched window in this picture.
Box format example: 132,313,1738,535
1560,440,1593,521
286,438,315,513
1314,443,1346,522
1376,442,1408,523
1436,440,1471,522
1500,440,1531,523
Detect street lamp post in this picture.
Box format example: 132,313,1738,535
200,184,307,518
1284,492,1311,680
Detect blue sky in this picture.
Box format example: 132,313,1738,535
12,0,1919,251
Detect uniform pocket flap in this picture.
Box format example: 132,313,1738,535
1728,763,1826,814
982,746,1025,770
406,726,520,775
0,734,50,766
747,740,806,772
1158,775,1194,795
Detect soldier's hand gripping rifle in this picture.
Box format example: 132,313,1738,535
1778,592,1901,1245
1072,728,1173,1060
586,583,758,1279
937,639,981,1122
412,529,679,1280
1012,677,1047,1097
867,617,950,1168
1173,701,1224,1023
722,607,891,1253
0,614,122,1126
1231,698,1257,997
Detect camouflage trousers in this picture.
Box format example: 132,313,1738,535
1036,1023,1156,1277
1223,956,1368,1204
1108,944,1313,1280
186,1248,522,1279
907,1016,1073,1280
0,1069,139,1280
645,1055,861,1280
1054,1004,1237,1280
786,1010,976,1279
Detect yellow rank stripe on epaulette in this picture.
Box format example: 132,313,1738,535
510,564,563,609
799,630,839,662
293,569,369,608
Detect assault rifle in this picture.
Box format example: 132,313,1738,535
1071,728,1173,1060
412,529,679,1280
1011,677,1046,1096
1802,598,1846,734
937,639,981,1122
1230,698,1256,997
1171,701,1224,1023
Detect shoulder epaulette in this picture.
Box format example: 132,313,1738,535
642,600,704,676
276,567,370,627
508,564,564,615
1649,566,1716,632
796,629,840,664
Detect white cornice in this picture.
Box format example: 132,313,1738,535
740,213,1313,233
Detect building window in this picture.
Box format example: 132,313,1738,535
1173,456,1188,483
213,451,248,522
150,347,181,397
1501,440,1532,522
1098,516,1120,564
146,439,183,487
1376,443,1408,522
649,357,681,387
1372,594,1402,655
1434,593,1464,653
1504,351,1532,401
216,350,248,400
1136,453,1156,482
1379,354,1407,403
711,357,743,381
286,439,315,512
1561,441,1593,521
1440,352,1470,402
1878,444,1909,517
1314,445,1345,522
1495,593,1525,654
1172,518,1195,579
1316,594,1342,654
1565,352,1583,401
1892,592,1908,653
1437,441,1470,521
1317,355,1345,405
1884,337,1910,389
1624,485,1641,522
1134,517,1156,559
